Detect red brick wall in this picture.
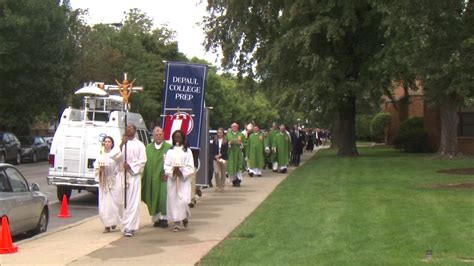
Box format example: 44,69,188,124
382,84,474,154
458,137,474,155
409,95,424,118
423,106,474,155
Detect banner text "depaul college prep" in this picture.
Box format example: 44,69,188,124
168,76,201,101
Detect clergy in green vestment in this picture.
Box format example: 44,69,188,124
268,122,279,172
272,124,290,173
142,126,172,228
263,129,272,169
247,125,265,177
226,122,245,187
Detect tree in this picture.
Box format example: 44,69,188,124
203,0,387,156
70,8,277,130
203,63,278,129
0,0,77,133
374,0,474,157
69,9,186,127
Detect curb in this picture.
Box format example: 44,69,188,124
15,214,99,246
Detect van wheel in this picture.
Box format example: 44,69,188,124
57,186,72,201
0,153,5,163
15,152,21,165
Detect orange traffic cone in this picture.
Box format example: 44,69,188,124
0,216,18,254
57,194,71,218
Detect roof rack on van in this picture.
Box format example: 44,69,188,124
75,82,143,97
74,82,144,122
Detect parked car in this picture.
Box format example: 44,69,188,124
0,132,21,165
19,136,49,163
0,163,49,236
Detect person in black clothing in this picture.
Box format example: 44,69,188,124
208,134,214,187
290,125,306,166
211,128,229,192
306,128,315,152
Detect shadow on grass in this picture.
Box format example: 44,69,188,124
229,232,256,240
313,146,435,160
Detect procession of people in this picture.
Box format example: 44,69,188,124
94,121,329,237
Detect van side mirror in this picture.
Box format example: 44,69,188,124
31,182,40,192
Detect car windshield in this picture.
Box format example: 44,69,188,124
19,136,34,145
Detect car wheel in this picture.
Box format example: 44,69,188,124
33,208,49,235
15,152,21,165
57,186,72,202
32,152,37,163
0,153,5,163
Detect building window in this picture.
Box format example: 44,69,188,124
459,113,474,137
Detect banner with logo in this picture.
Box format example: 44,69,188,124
162,62,207,149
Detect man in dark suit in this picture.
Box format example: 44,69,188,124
211,128,229,192
290,124,306,166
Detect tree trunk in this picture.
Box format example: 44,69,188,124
330,112,341,149
437,96,459,157
337,96,359,156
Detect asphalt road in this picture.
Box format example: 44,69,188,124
14,161,98,242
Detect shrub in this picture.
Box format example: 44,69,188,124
356,115,374,141
393,117,431,152
370,112,391,142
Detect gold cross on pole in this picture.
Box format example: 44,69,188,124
115,73,136,107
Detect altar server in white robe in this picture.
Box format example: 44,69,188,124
120,124,147,237
164,130,195,232
94,136,123,233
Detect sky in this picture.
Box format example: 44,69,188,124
69,0,220,66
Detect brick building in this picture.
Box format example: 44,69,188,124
382,85,474,155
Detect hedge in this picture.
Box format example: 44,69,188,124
370,112,391,143
393,117,431,152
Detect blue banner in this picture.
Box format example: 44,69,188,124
162,62,207,149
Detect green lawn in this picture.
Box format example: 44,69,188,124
201,147,474,265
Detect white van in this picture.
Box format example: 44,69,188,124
47,83,150,201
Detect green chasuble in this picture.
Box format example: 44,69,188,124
142,141,172,216
272,132,290,166
264,133,272,164
248,132,265,169
269,129,279,162
226,131,244,175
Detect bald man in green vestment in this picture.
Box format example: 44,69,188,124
226,122,245,187
247,125,265,177
142,126,172,228
272,124,290,173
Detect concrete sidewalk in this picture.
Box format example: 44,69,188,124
0,151,316,265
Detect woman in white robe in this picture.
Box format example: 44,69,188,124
94,136,123,233
164,130,195,232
